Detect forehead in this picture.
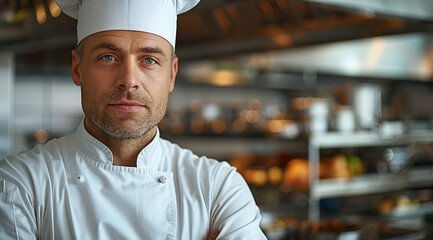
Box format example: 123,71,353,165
82,30,173,54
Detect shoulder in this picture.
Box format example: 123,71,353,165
158,138,241,195
1,133,75,170
0,133,75,192
161,139,234,171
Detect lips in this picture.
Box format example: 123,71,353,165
108,101,145,112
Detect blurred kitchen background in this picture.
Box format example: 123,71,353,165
1,0,433,239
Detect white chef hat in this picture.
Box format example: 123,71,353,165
55,0,200,48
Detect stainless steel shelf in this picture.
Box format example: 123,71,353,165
308,130,433,221
311,168,433,199
387,202,433,218
162,134,308,160
310,130,433,149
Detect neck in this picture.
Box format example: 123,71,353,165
84,118,157,167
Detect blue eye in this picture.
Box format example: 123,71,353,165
144,58,155,64
102,55,115,61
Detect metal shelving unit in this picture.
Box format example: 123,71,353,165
308,130,433,221
312,168,433,199
310,130,433,149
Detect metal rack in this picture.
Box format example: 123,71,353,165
308,130,433,221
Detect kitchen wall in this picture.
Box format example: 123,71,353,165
12,75,82,154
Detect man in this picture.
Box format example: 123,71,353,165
0,0,267,239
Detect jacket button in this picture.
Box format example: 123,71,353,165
158,176,168,184
75,175,85,183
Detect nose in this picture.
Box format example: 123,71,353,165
116,57,139,92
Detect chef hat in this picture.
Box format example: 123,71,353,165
55,0,200,48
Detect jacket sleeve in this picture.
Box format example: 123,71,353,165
209,163,267,240
0,159,38,240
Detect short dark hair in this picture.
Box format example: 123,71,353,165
75,42,84,63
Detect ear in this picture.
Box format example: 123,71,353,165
71,49,81,86
169,56,178,93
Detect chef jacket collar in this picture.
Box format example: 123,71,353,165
75,119,162,170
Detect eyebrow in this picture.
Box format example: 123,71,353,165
90,42,121,52
137,46,168,60
90,42,168,60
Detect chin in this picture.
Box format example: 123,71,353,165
105,127,147,139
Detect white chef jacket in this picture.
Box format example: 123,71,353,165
0,121,267,240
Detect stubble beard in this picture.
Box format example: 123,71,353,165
81,80,168,140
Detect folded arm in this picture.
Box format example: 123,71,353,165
209,165,267,240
